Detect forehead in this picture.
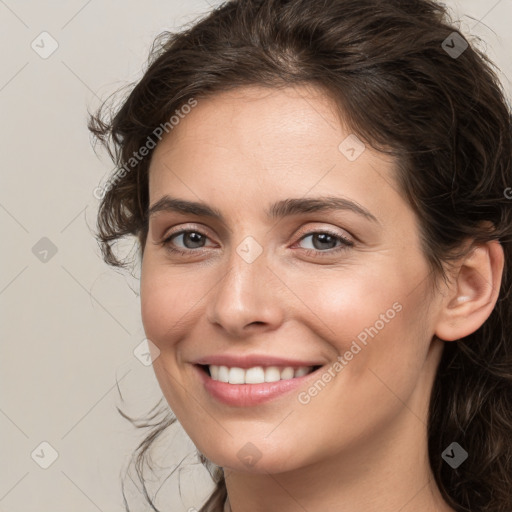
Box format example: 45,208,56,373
147,84,403,224
150,84,382,167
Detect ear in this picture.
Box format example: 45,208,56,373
435,240,504,341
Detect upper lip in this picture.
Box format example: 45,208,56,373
192,354,325,369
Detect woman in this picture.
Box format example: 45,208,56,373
89,0,512,510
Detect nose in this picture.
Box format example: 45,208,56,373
205,246,286,338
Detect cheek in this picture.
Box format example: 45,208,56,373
140,261,206,351
301,269,404,343
299,261,431,384
140,277,171,347
290,272,433,446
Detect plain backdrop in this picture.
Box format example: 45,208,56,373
1,1,510,511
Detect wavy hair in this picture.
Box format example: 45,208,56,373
88,1,512,510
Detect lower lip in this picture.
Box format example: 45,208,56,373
194,365,322,407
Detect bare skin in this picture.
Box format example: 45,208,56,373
140,84,503,512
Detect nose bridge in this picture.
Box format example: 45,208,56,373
206,236,284,335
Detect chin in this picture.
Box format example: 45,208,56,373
196,437,305,474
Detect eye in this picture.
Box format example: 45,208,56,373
294,230,354,257
159,226,354,258
160,228,215,256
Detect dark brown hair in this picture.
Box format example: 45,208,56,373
89,1,512,510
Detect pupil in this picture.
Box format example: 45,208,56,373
185,232,204,248
313,233,335,250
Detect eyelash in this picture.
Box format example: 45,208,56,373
160,227,354,258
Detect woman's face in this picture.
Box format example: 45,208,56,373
140,85,445,473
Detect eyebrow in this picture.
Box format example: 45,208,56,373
147,195,379,224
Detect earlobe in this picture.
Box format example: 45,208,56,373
435,240,504,342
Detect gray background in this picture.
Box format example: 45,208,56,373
1,1,510,511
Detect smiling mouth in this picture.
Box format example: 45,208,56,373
197,364,322,384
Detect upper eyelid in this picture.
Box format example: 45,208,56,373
161,222,352,237
161,223,216,241
294,224,353,242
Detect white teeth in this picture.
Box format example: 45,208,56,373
294,367,310,377
207,364,315,384
228,367,245,384
281,367,295,379
245,366,265,384
210,365,220,380
217,366,229,383
264,366,281,382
